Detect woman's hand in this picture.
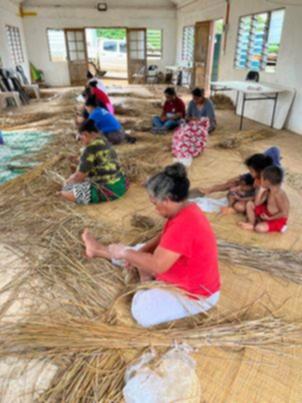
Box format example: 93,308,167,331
65,171,87,185
199,187,212,195
260,213,272,221
108,244,128,260
65,175,75,185
124,261,134,271
68,155,79,163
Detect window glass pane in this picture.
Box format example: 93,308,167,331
76,31,83,40
67,31,75,40
248,13,268,71
6,26,24,65
138,42,145,51
235,16,252,69
69,42,76,51
137,31,144,41
77,42,84,51
129,31,139,41
77,51,85,60
69,51,77,61
130,50,139,58
265,9,285,72
147,29,162,59
47,29,67,62
182,26,194,63
103,41,117,52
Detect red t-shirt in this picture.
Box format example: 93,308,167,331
163,97,186,118
157,203,220,297
92,87,111,107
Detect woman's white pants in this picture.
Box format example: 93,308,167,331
131,288,220,328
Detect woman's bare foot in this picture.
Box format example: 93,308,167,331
238,222,254,231
81,229,108,258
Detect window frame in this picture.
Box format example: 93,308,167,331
6,25,24,66
234,8,285,73
47,28,68,62
181,25,195,63
146,29,163,60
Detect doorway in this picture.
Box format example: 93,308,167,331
193,21,212,91
193,19,223,91
85,28,128,80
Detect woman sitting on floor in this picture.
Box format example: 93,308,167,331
85,96,126,145
88,80,114,115
187,87,217,133
75,88,107,126
59,119,128,205
82,163,221,327
152,87,186,134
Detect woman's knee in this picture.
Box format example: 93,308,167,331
131,290,153,328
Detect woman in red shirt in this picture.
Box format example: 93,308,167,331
152,87,186,134
82,163,221,327
88,81,114,115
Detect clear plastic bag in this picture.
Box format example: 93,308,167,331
123,344,202,403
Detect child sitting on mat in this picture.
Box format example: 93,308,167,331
239,166,289,233
221,174,255,214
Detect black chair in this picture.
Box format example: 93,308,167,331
0,74,22,108
16,65,30,85
6,69,30,104
246,70,260,82
0,69,15,92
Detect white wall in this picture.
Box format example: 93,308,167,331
176,0,302,135
0,0,30,81
22,5,177,87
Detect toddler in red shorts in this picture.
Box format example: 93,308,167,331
239,165,289,233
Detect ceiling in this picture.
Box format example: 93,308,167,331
18,0,187,8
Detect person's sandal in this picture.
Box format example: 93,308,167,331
125,135,137,144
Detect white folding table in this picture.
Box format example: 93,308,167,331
211,81,290,130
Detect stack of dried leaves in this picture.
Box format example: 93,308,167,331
216,129,276,149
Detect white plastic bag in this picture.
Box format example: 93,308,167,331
123,345,201,403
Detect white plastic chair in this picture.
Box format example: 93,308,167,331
0,89,21,109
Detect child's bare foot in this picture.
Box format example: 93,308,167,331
82,229,106,258
238,222,254,231
220,206,236,215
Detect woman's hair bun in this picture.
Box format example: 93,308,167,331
164,163,187,179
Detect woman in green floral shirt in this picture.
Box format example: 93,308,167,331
60,120,128,204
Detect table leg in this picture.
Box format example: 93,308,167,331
271,93,278,128
235,91,239,114
240,93,246,131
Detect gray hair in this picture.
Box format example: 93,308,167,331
146,163,190,202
